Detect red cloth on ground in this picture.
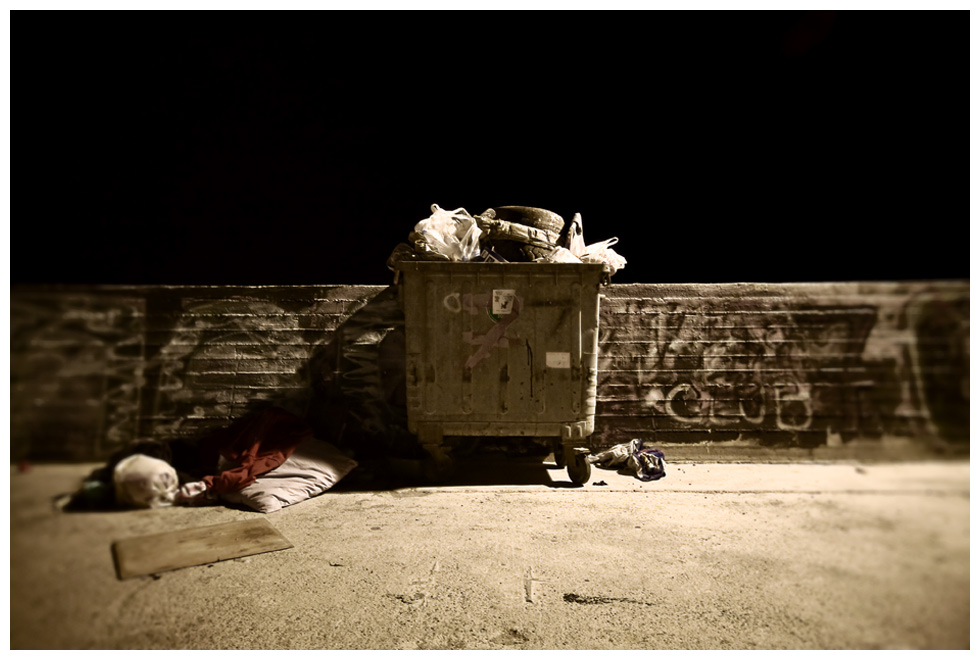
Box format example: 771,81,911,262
199,407,313,495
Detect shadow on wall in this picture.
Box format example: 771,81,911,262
302,286,419,463
913,297,970,444
301,286,553,467
261,285,973,458
138,286,426,469
9,282,971,463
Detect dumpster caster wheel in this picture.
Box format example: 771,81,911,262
422,446,455,484
567,450,591,486
552,440,566,469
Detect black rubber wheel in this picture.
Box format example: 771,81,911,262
567,452,591,486
423,454,455,483
552,440,567,468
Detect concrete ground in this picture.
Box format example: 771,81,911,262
7,453,971,650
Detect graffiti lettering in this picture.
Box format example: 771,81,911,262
662,382,813,430
443,293,462,313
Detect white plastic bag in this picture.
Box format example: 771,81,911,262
587,441,633,468
413,204,483,262
537,246,583,264
562,212,626,275
113,453,179,508
581,236,627,275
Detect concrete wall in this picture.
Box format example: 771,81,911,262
595,283,969,457
10,280,969,462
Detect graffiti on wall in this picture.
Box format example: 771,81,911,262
10,288,384,461
596,289,969,447
9,283,970,460
139,290,386,442
143,299,312,437
10,295,146,460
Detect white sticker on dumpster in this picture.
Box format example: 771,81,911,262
546,352,571,368
492,289,517,316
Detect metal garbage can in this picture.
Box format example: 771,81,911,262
394,260,607,484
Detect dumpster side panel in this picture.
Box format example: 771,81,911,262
398,263,604,438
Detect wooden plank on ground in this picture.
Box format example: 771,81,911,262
111,518,293,580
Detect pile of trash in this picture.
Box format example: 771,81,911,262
387,204,627,276
588,439,667,482
61,407,359,514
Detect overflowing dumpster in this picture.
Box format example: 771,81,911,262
394,261,607,484
388,204,625,485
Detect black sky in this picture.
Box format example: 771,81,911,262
13,10,968,287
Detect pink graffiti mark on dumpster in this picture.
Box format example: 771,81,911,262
461,293,523,370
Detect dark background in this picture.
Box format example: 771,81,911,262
14,10,967,287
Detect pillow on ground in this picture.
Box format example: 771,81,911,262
220,439,358,513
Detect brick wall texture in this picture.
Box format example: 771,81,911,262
10,280,969,462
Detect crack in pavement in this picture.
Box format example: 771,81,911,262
563,592,655,606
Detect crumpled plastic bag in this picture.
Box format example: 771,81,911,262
587,441,634,469
538,246,582,264
580,236,628,275
410,204,483,262
587,439,666,481
113,453,179,508
629,445,666,481
537,212,627,275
